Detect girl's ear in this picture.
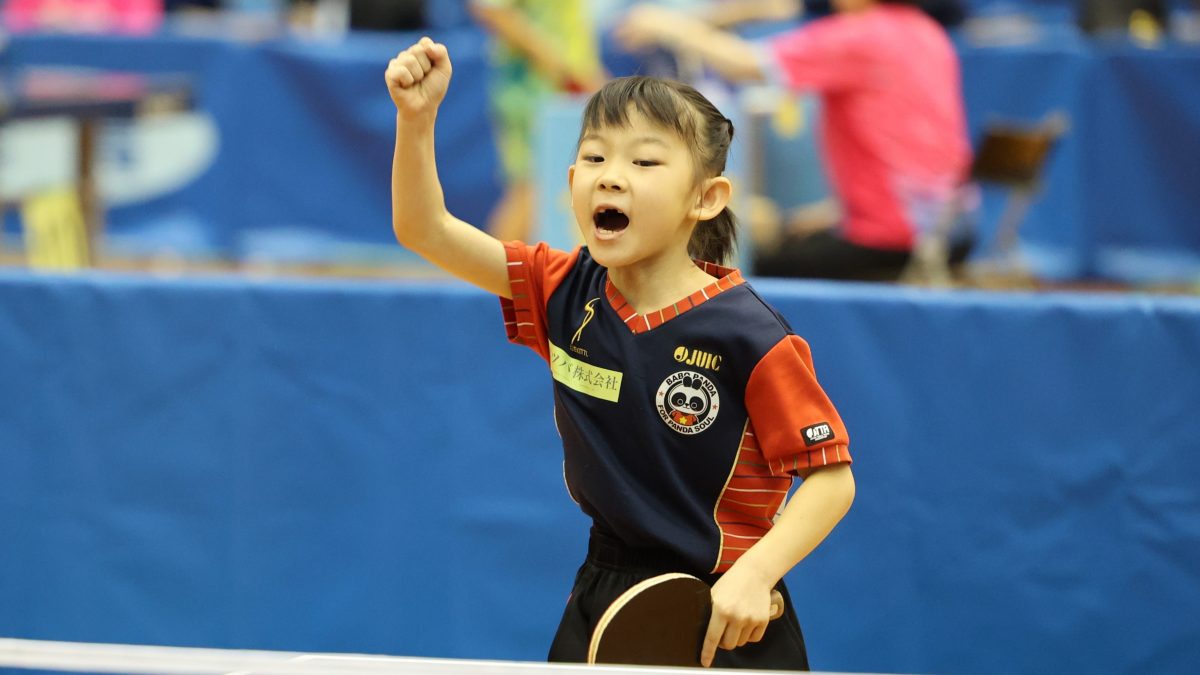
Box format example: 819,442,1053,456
568,164,576,189
694,176,732,221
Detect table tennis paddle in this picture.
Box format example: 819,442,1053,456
587,572,785,667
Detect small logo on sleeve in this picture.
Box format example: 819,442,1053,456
802,423,834,447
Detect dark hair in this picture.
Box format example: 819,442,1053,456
577,76,738,266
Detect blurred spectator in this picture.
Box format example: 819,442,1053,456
348,0,425,31
918,0,967,26
692,0,802,26
1077,0,1169,38
469,0,605,242
163,0,217,10
807,0,966,26
618,0,973,282
3,0,164,34
594,0,800,32
597,0,802,79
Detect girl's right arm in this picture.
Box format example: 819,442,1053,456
386,38,512,298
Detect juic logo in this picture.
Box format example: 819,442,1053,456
655,370,720,435
570,298,600,356
803,423,834,446
672,346,722,372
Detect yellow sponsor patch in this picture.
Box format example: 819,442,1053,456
549,341,622,403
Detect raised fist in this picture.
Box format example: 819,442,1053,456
386,37,453,118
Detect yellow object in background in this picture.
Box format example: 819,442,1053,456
1129,9,1163,47
771,94,807,139
21,188,91,270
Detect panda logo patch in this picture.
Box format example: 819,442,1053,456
655,371,720,435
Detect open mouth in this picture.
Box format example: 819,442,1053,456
593,207,630,234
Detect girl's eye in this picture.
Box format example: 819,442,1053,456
634,160,660,167
582,155,604,163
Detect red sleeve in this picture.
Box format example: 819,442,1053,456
768,18,869,93
499,241,580,362
745,335,851,477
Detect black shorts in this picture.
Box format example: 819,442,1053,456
548,529,810,670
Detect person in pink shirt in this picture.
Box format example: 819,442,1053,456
3,0,162,34
618,0,973,281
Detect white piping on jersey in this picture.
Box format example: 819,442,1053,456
721,497,776,508
721,532,764,541
709,419,750,574
726,487,790,494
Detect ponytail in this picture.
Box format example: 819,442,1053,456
688,207,738,266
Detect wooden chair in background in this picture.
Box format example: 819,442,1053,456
903,112,1069,287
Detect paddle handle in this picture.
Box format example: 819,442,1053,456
769,590,785,621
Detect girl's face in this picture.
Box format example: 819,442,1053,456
569,110,703,271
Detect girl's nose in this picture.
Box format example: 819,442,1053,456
598,173,627,192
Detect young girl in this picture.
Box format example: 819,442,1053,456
386,37,855,670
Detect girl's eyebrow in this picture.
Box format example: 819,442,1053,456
632,136,670,147
579,132,670,147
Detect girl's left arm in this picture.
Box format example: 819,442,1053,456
700,462,855,667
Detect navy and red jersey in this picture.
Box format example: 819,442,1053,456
500,242,851,574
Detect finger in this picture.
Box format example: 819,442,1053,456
748,622,768,644
412,47,432,76
400,53,424,84
720,623,742,651
701,614,726,668
739,623,758,648
429,42,452,76
769,590,785,620
417,37,439,62
398,58,419,86
394,52,418,77
387,61,415,88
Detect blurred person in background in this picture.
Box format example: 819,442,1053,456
1077,0,1169,40
618,0,973,281
163,0,217,10
806,0,965,26
3,0,163,33
678,0,801,27
593,0,804,91
469,0,606,242
347,0,425,31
